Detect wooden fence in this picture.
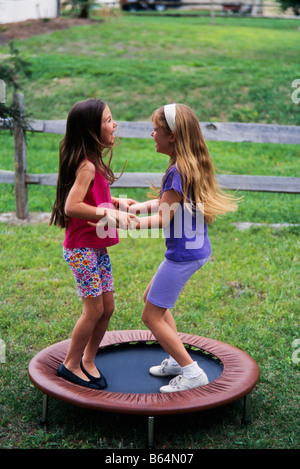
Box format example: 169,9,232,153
0,93,299,219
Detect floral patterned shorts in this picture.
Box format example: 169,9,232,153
63,247,114,298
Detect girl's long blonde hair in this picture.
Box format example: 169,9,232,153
152,104,240,224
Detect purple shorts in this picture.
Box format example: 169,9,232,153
147,256,210,309
63,247,114,298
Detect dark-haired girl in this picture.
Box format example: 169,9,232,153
50,99,136,389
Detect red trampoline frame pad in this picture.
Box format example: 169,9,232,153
28,330,260,416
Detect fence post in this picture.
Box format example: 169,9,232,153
13,93,28,219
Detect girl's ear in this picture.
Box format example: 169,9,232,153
169,131,176,143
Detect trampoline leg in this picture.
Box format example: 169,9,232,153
40,393,48,426
147,416,155,448
242,394,251,424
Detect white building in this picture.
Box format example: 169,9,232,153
0,0,58,24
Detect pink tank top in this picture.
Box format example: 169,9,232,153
63,163,119,249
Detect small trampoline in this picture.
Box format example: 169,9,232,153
28,330,259,446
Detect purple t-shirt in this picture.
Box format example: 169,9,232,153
161,166,211,261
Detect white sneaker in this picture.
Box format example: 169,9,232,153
159,372,209,393
149,358,182,377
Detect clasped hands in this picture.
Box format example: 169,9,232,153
88,197,140,231
110,197,141,230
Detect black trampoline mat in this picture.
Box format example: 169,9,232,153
95,343,223,394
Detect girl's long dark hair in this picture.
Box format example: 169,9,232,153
50,99,118,228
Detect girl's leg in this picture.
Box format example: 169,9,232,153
142,260,209,391
63,295,105,380
144,278,179,366
82,291,114,377
142,299,193,368
164,308,178,334
144,279,179,366
144,279,178,334
143,299,209,392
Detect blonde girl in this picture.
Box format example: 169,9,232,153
128,103,239,392
50,98,136,390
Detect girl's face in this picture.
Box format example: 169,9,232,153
101,105,117,147
151,125,175,157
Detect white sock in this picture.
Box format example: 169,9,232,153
168,355,180,367
182,361,203,379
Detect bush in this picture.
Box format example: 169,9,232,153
277,0,300,15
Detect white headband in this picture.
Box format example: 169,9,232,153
164,103,176,131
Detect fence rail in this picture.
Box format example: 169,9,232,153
1,170,299,193
0,94,299,219
7,118,300,145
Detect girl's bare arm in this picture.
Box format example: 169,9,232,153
64,161,102,220
65,160,136,226
133,190,181,230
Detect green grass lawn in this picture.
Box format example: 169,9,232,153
0,219,299,449
0,13,299,449
1,14,300,124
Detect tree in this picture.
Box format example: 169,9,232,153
276,0,300,15
78,0,90,18
0,43,31,131
64,1,91,19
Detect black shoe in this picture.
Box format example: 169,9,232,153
80,359,107,388
57,364,104,390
